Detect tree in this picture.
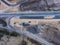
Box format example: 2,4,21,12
0,33,3,40
0,19,7,27
0,28,20,45
20,40,27,45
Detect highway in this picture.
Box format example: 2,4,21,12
0,14,60,45
0,15,54,45
8,16,55,45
